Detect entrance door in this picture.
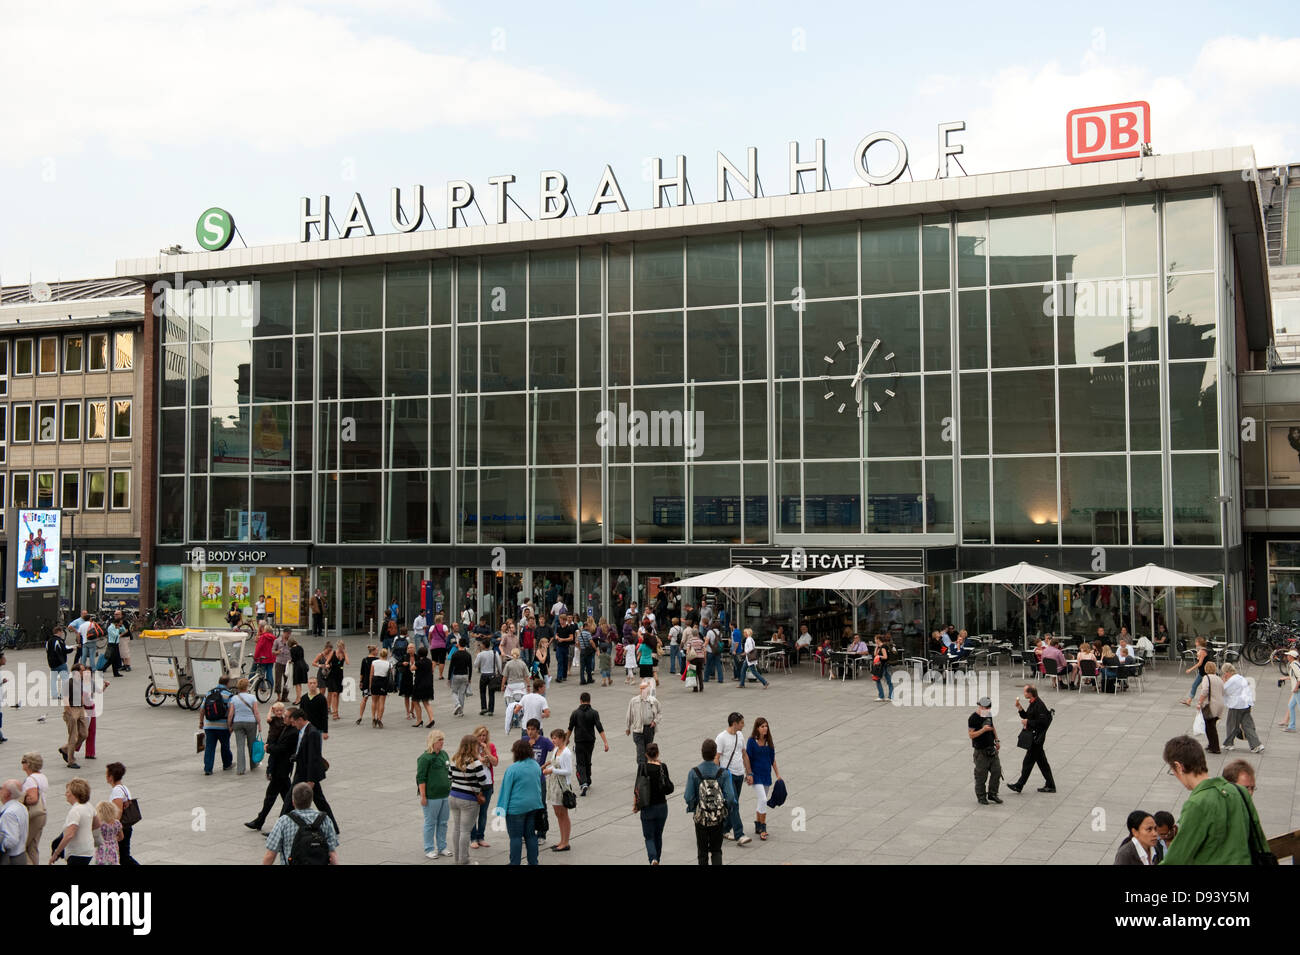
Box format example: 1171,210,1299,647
85,575,101,612
341,568,379,634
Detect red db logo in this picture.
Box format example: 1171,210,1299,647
1066,101,1150,164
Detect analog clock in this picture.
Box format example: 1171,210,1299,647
820,335,899,417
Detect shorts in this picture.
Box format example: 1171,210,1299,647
639,664,654,678
752,782,770,815
431,648,448,664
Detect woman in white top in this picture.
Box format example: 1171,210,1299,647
541,729,574,852
369,648,392,728
50,777,96,865
20,752,48,865
229,678,261,775
106,761,137,865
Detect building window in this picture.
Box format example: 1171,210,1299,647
114,331,134,370
38,337,57,375
36,402,56,443
85,470,106,509
61,401,81,441
14,339,32,376
0,340,7,396
61,471,79,509
12,404,31,442
112,398,132,439
110,469,131,510
11,472,30,508
86,400,107,440
64,335,83,373
87,333,108,372
35,470,54,508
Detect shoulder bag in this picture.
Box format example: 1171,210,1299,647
1233,784,1278,865
119,788,142,828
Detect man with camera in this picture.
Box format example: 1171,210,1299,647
968,696,1002,805
1007,684,1056,794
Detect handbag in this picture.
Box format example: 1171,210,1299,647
1233,784,1278,865
119,794,142,828
251,734,265,766
562,788,577,810
633,764,653,812
1016,728,1035,749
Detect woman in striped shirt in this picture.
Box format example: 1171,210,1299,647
448,735,490,866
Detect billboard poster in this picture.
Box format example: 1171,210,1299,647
1268,424,1300,484
280,577,302,626
200,572,225,609
229,571,252,608
16,509,60,589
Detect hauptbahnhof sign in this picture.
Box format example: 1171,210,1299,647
296,123,969,242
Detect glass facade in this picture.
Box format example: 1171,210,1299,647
156,188,1232,638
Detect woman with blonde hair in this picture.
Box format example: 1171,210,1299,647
327,640,348,720
369,648,392,728
469,725,498,849
93,801,122,865
416,729,451,858
447,734,490,864
356,645,378,726
20,752,48,865
228,677,260,775
541,728,575,852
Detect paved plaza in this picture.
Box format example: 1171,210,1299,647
5,643,1297,865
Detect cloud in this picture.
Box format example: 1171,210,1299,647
948,34,1300,174
0,1,620,164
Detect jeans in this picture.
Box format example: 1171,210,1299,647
232,721,258,773
579,648,596,684
726,774,745,838
704,653,724,684
506,810,539,865
413,631,429,651
522,647,535,668
668,645,682,674
640,801,668,863
695,823,723,865
1189,671,1203,700
203,727,233,773
422,797,449,853
256,662,273,684
450,675,470,712
876,665,894,699
479,674,497,714
633,725,655,766
739,662,768,687
574,737,595,787
471,785,494,841
381,636,393,653
449,795,478,864
554,644,571,681
732,654,745,682
50,664,68,700
1288,692,1299,731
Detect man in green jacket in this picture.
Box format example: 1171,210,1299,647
1160,735,1269,865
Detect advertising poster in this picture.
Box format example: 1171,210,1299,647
200,571,225,609
263,578,282,620
281,577,302,626
229,571,252,608
1268,424,1300,484
16,509,60,590
647,576,661,600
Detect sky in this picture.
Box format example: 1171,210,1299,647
3,0,1299,281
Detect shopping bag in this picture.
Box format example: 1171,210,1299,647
1192,710,1206,738
251,735,265,766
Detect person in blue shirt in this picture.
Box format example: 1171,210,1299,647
744,718,781,841
731,626,745,681
496,738,545,865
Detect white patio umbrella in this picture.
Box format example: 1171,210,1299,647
782,568,925,635
664,566,795,630
1086,563,1217,646
957,562,1087,646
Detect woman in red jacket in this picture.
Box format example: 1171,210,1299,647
253,625,276,687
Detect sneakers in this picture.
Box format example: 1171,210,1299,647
440,849,453,857
1252,745,1266,753
737,835,752,846
425,850,439,859
580,784,589,796
722,832,736,841
1223,744,1235,751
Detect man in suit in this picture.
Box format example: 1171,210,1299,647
284,707,339,834
1006,684,1057,794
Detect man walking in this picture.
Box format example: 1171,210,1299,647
1161,735,1268,865
309,589,324,638
577,619,597,685
46,627,71,701
704,623,725,685
554,613,578,683
60,665,90,770
199,675,234,775
1007,684,1056,794
715,711,752,845
411,607,429,651
567,692,609,796
285,706,339,834
684,738,736,866
625,680,661,766
1220,663,1264,754
263,782,338,865
968,696,1002,805
0,779,29,865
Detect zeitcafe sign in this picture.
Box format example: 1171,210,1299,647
297,123,970,242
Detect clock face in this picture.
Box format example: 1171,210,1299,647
820,335,899,417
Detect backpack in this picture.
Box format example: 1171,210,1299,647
286,811,330,865
203,688,229,722
692,768,728,827
614,644,626,667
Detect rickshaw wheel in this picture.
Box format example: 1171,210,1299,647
178,683,199,710
145,680,166,707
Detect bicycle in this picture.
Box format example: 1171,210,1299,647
240,653,275,704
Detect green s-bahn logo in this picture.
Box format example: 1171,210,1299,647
196,207,235,251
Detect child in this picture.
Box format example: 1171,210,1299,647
94,801,123,865
623,638,638,685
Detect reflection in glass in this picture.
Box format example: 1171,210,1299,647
687,308,739,381
533,467,578,543
1169,360,1218,451
386,329,429,396
687,235,739,308
386,264,428,327
634,312,683,385
926,460,954,533
480,255,526,321
635,465,685,542
860,217,918,295
1131,454,1163,544
991,370,1055,454
1058,367,1125,453
802,300,858,377
1171,453,1219,545
990,285,1053,367
480,323,526,391
251,475,292,541
989,206,1053,286
388,470,429,542
691,464,742,543
529,249,576,317
634,240,683,311
1166,273,1216,359
864,376,920,459
210,476,249,541
1164,191,1214,273
803,461,860,533
802,381,860,459
341,267,382,331
958,290,986,369
529,318,575,389
923,293,951,371
690,384,739,463
993,456,1057,544
1055,199,1122,279
480,394,526,467
922,214,950,291
1060,456,1129,545
862,295,920,373
1057,280,1126,365
802,223,858,299
479,469,526,543
340,472,382,542
866,460,922,533
959,373,989,455
1125,199,1158,274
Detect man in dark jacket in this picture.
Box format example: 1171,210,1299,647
246,705,295,832
1007,684,1056,794
567,692,609,795
284,707,339,834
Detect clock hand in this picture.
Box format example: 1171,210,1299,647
850,339,881,388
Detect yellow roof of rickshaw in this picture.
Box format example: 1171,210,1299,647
140,628,206,639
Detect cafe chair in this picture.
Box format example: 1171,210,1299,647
1115,662,1141,693
1041,656,1066,691
1076,658,1101,693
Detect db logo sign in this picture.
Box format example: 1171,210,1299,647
1066,101,1150,164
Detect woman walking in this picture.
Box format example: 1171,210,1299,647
746,717,781,841
469,725,498,849
369,648,391,728
497,738,544,865
245,702,292,832
541,729,574,852
448,638,473,717
411,647,435,727
685,626,707,692
637,630,658,685
448,734,489,865
50,778,95,865
1181,637,1209,705
310,642,335,692
533,636,551,693
399,644,417,722
288,636,307,702
430,614,450,679
872,635,894,702
416,729,451,858
21,753,48,865
635,742,673,864
327,641,348,720
105,762,138,865
597,620,615,687
501,648,530,706
229,678,261,775
356,645,377,725
272,628,291,702
1195,661,1226,753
